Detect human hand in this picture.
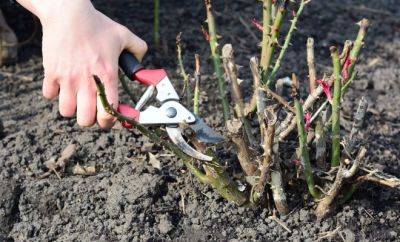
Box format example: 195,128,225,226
17,0,148,128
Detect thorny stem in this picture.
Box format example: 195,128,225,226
205,0,230,122
260,0,272,81
307,37,317,92
294,99,321,199
250,57,267,141
347,19,370,80
153,0,160,47
277,17,368,140
251,108,276,205
226,119,258,176
222,44,256,145
267,0,309,86
95,75,246,205
330,46,342,167
261,1,287,84
193,54,201,116
119,72,137,104
176,33,191,105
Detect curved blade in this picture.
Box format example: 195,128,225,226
166,126,213,161
189,117,224,144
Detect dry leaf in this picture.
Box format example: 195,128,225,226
148,153,161,170
58,143,76,167
72,164,96,176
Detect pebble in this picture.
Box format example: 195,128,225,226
158,215,173,234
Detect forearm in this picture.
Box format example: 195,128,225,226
16,0,94,24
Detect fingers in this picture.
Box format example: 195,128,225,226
42,74,60,100
120,26,148,61
96,65,118,129
76,78,97,127
58,80,77,117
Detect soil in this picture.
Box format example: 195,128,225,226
1,0,400,241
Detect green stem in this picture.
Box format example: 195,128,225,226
294,99,321,199
330,46,342,167
260,0,272,79
153,0,160,47
267,0,308,86
261,1,287,84
347,19,370,77
205,1,230,122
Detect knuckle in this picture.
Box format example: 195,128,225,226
139,40,148,53
103,65,118,82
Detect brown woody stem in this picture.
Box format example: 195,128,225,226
222,44,256,145
307,37,317,92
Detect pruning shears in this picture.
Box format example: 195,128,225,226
117,50,223,161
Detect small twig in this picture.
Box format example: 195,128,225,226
176,32,191,104
317,226,342,241
269,215,292,233
261,87,295,113
193,54,201,115
238,16,259,42
307,37,317,92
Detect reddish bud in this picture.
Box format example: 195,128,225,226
251,18,263,32
317,79,332,103
304,112,312,131
201,26,210,42
293,159,302,166
342,58,353,80
292,10,296,17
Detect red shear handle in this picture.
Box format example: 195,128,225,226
117,104,140,129
119,50,167,86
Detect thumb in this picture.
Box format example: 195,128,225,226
120,26,148,62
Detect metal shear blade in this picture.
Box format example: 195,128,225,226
166,126,213,161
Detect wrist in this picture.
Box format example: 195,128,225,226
21,0,95,27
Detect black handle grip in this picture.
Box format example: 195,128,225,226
118,50,144,79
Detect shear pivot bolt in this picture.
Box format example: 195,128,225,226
166,107,177,118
